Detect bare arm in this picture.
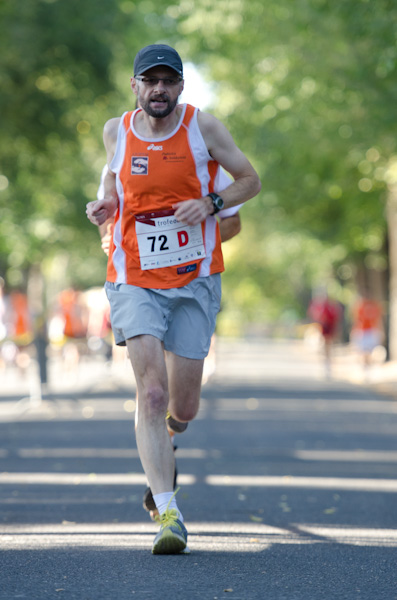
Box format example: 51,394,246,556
219,213,241,242
200,112,261,209
86,118,120,226
173,112,261,226
99,221,114,256
94,164,115,255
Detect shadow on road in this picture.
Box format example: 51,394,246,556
1,339,397,599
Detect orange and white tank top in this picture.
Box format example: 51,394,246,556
107,103,224,289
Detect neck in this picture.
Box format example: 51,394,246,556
135,105,182,138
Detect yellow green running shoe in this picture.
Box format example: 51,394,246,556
152,508,189,555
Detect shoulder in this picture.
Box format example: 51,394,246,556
197,110,234,153
103,117,123,158
104,117,121,140
197,110,224,136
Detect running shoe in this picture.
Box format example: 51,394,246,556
166,411,189,434
152,508,189,555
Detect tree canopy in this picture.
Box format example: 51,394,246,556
1,0,396,332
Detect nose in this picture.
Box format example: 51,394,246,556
153,79,167,92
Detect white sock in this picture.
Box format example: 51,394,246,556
153,491,183,522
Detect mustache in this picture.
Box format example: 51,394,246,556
150,94,169,102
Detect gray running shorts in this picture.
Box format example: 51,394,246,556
104,274,221,359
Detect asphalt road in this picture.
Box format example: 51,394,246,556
0,339,397,600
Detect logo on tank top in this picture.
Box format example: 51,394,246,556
147,143,163,151
162,152,187,163
131,156,148,175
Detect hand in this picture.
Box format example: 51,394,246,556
86,197,118,226
101,223,113,256
173,198,212,226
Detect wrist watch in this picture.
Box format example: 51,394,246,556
207,192,224,215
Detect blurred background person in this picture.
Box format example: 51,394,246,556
96,164,242,381
351,291,384,377
0,288,34,377
95,164,242,519
308,289,342,378
202,201,241,384
55,288,88,371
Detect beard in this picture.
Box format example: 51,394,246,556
138,93,179,118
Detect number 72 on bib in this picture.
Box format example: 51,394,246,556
135,210,206,271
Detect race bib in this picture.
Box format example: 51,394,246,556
135,209,206,271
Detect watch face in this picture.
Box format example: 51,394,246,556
209,193,224,213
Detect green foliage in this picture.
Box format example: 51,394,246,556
0,0,172,288
1,0,117,285
174,0,396,321
1,0,396,325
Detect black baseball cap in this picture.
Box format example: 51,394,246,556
133,44,183,77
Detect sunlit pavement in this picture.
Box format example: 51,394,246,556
1,338,397,600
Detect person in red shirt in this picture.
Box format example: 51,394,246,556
308,292,341,377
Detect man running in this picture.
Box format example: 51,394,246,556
86,43,261,554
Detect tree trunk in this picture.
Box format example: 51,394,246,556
386,183,397,360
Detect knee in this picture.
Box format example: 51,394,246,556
141,385,168,418
171,402,199,423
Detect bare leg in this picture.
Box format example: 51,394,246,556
323,337,332,377
165,352,204,423
126,335,174,496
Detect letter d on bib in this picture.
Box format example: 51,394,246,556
177,230,189,247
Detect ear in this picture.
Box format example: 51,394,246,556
130,77,138,96
179,79,185,94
